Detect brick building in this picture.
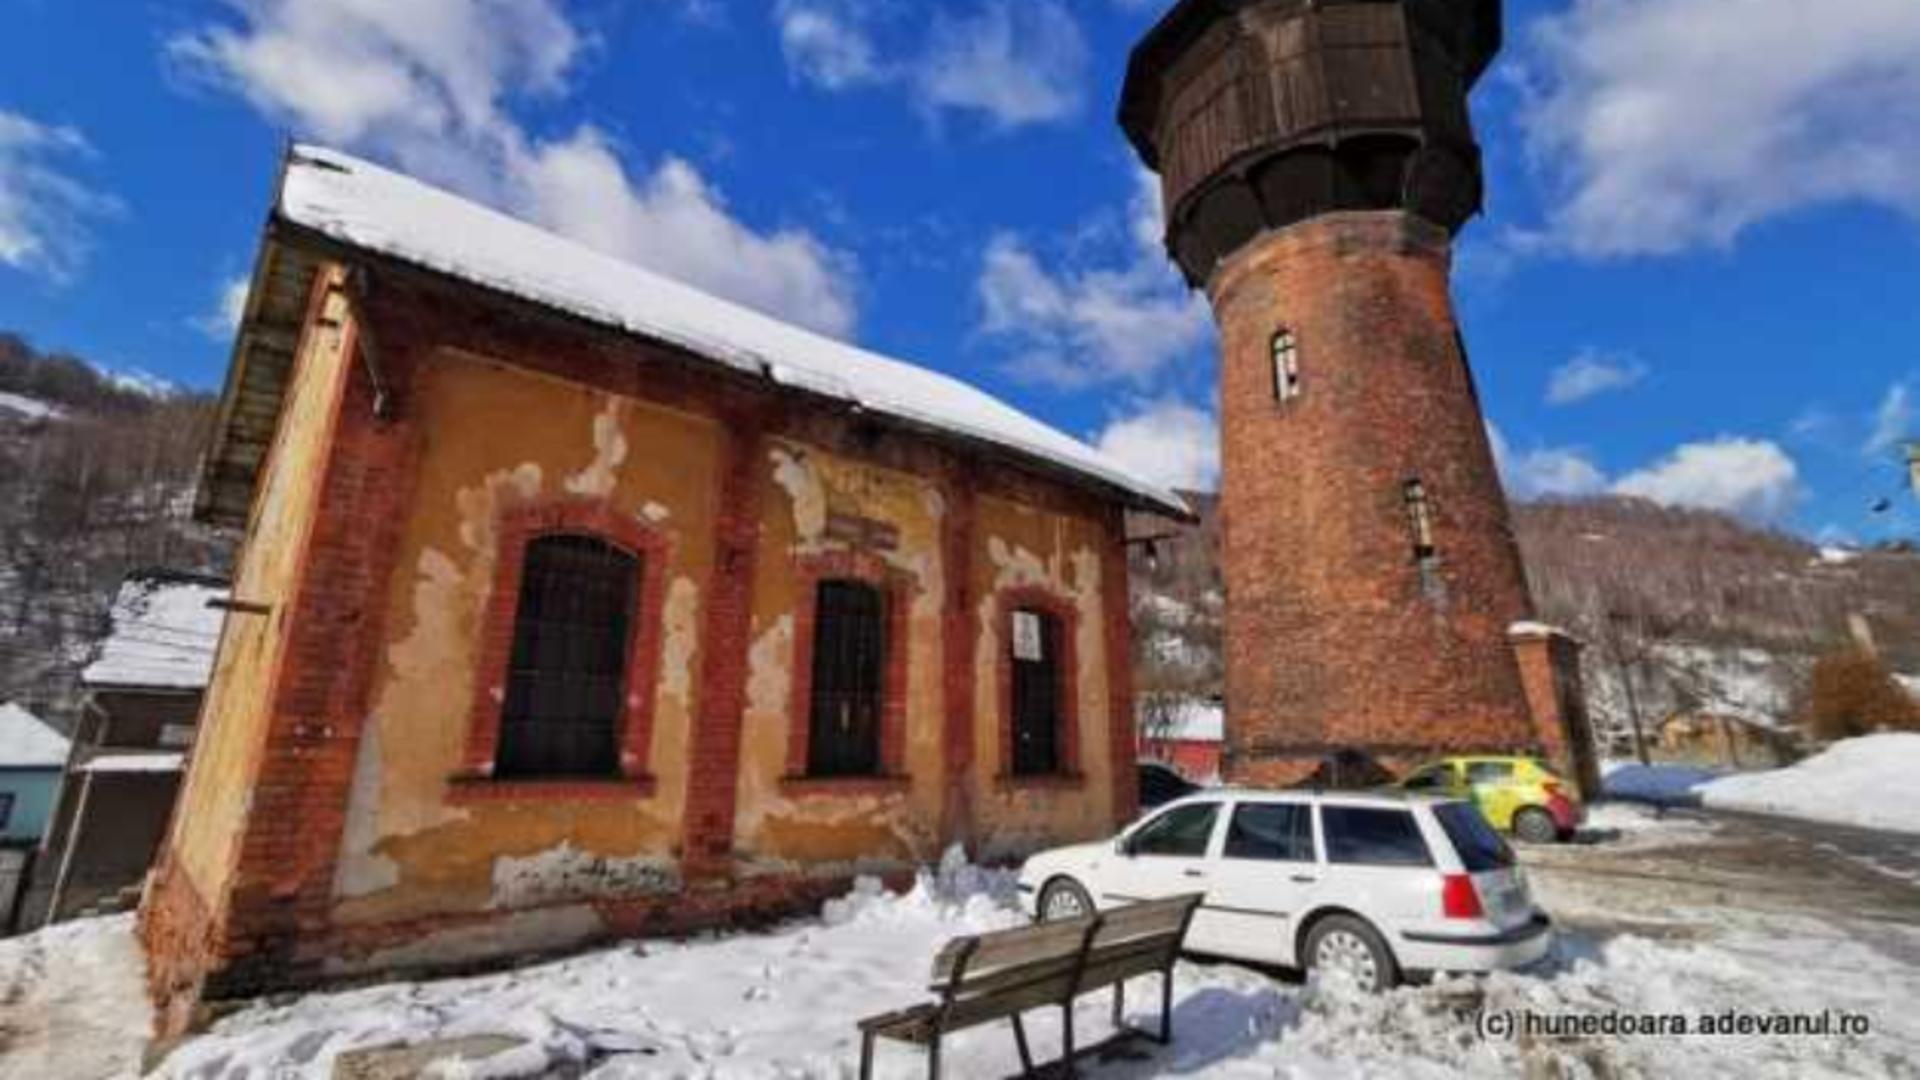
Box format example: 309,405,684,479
141,146,1184,1034
1119,0,1589,785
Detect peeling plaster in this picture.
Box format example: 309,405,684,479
334,712,400,899
565,399,631,499
490,842,680,910
770,446,827,543
659,577,701,711
640,501,671,524
331,904,606,978
745,614,795,727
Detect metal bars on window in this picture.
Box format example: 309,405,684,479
497,534,636,778
807,580,886,777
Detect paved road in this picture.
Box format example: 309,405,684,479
1701,808,1920,891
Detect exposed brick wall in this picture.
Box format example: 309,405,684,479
1208,212,1541,786
1512,627,1603,799
938,474,977,848
1101,507,1141,826
679,408,767,881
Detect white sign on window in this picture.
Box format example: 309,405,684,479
1012,611,1045,662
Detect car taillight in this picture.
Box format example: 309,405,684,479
1441,874,1484,920
1542,780,1566,799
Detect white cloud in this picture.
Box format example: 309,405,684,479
0,110,120,281
774,0,1088,130
1613,436,1802,521
1545,349,1647,405
507,130,857,338
776,0,885,90
1093,400,1219,493
1865,380,1912,457
193,275,252,340
977,170,1210,387
172,0,860,337
1516,0,1920,256
917,2,1086,129
1488,424,1610,499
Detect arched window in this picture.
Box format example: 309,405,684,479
807,579,887,777
497,534,638,778
1272,329,1301,402
1010,607,1065,775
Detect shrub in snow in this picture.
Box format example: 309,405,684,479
1804,648,1920,741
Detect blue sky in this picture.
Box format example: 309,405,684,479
2,0,1918,543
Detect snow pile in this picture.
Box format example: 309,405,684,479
0,390,63,420
276,146,1186,519
1701,734,1920,834
81,575,230,689
0,914,149,1080
1603,759,1722,805
0,701,69,767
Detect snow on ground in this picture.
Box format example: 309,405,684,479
1701,734,1920,834
0,914,149,1080
0,390,63,420
8,829,1917,1080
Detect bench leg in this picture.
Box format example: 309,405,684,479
1158,968,1175,1045
1112,979,1125,1030
1012,1013,1035,1076
860,1030,876,1080
1061,1005,1077,1078
929,1034,942,1080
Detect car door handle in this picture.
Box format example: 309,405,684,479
1289,874,1317,884
1182,869,1206,879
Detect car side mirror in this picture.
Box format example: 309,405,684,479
1113,836,1134,858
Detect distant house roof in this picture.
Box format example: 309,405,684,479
1151,698,1224,743
0,702,69,769
196,145,1190,525
82,573,231,691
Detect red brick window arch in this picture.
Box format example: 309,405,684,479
784,550,911,795
998,587,1082,783
458,500,669,798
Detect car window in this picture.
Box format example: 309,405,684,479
1402,765,1453,790
1322,806,1433,867
1433,802,1515,872
1223,802,1314,862
1128,802,1220,858
1466,761,1514,785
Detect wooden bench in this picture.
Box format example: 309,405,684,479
857,893,1203,1079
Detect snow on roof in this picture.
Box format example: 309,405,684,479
82,576,230,690
76,752,185,775
1150,698,1224,742
0,702,69,769
275,145,1188,519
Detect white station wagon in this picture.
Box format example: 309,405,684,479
1016,789,1552,992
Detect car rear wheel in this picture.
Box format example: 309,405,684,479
1037,878,1094,923
1304,915,1398,993
1513,806,1560,845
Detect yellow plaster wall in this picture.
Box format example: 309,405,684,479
734,440,948,873
969,495,1119,859
169,271,355,902
329,350,721,925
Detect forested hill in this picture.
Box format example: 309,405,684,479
0,334,233,729
1130,491,1920,746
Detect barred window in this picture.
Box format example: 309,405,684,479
497,535,636,778
807,580,887,777
1011,608,1065,775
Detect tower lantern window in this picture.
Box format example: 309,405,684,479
1403,479,1437,562
1272,329,1301,402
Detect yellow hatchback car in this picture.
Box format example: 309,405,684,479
1398,756,1583,844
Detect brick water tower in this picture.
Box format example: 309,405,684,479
1121,0,1552,785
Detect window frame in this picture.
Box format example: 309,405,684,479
1271,328,1301,403
1124,800,1223,859
996,586,1082,785
0,791,13,831
1320,805,1435,868
784,549,913,794
457,499,671,799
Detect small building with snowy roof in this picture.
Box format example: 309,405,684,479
145,145,1185,1030
0,702,69,846
28,572,229,928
